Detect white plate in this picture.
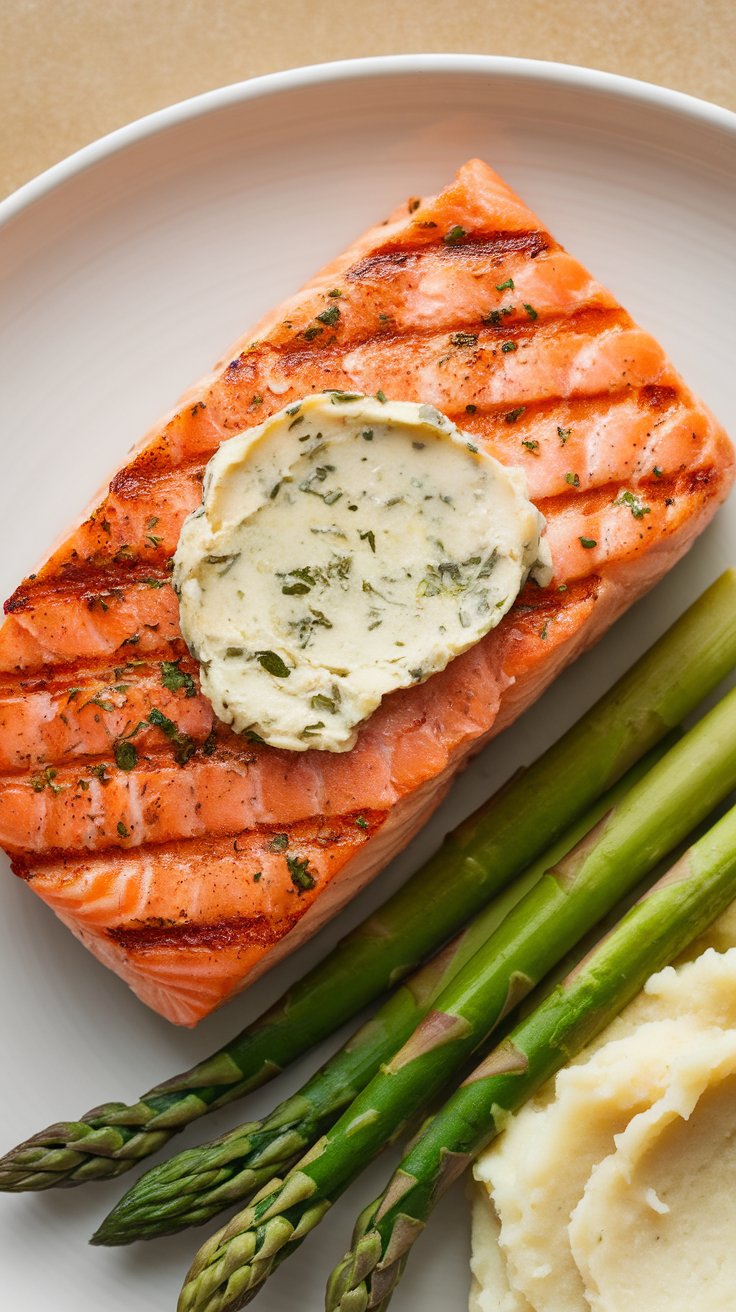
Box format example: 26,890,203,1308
1,54,735,1312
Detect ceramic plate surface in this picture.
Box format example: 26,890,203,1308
1,54,735,1312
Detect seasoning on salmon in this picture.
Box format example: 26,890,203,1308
0,159,732,1026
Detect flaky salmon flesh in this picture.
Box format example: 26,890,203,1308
0,160,732,1025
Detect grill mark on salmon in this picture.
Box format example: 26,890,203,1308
107,914,303,954
14,808,386,876
347,229,556,271
1,158,732,1025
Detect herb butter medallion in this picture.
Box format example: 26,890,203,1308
174,393,552,751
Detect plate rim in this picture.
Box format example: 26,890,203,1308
2,52,735,232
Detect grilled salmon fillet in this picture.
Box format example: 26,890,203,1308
1,159,732,1026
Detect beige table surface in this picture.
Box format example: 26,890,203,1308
2,0,735,202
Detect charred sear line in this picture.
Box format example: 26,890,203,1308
508,574,600,623
446,381,678,431
536,467,720,519
13,810,387,874
107,912,303,953
4,564,175,611
0,738,213,785
0,646,194,696
262,305,627,371
346,230,556,279
109,456,206,500
640,383,678,410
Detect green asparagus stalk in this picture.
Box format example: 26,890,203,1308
176,680,736,1312
3,576,735,1195
327,798,736,1312
92,736,675,1246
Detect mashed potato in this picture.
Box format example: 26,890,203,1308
470,904,736,1312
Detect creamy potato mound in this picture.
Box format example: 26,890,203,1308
471,903,736,1312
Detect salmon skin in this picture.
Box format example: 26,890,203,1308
0,159,732,1026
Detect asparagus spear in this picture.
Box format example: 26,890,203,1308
92,736,674,1245
3,574,735,1195
176,680,736,1312
327,798,736,1312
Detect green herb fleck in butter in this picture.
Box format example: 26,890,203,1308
173,393,552,752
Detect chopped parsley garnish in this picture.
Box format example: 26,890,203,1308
328,288,343,297
316,306,341,326
376,390,387,403
268,833,289,852
450,332,478,348
362,429,374,440
67,688,82,702
146,535,163,548
286,402,302,415
255,650,291,678
301,721,325,738
100,519,111,535
505,406,526,424
523,303,538,320
496,278,514,291
483,306,514,326
356,815,369,829
311,694,338,713
287,854,316,891
303,325,323,341
30,766,64,795
84,695,115,712
558,427,571,444
444,225,467,245
540,625,548,640
288,415,304,430
501,341,518,353
558,583,568,591
141,577,166,588
653,466,663,478
121,634,140,646
466,404,477,413
614,490,651,520
467,442,478,453
281,566,316,593
114,740,138,771
160,659,197,698
521,439,539,453
329,391,363,404
359,530,376,553
202,729,218,754
147,706,197,764
251,394,263,406
117,821,129,838
579,537,597,549
565,472,580,487
253,871,262,882
323,490,343,505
